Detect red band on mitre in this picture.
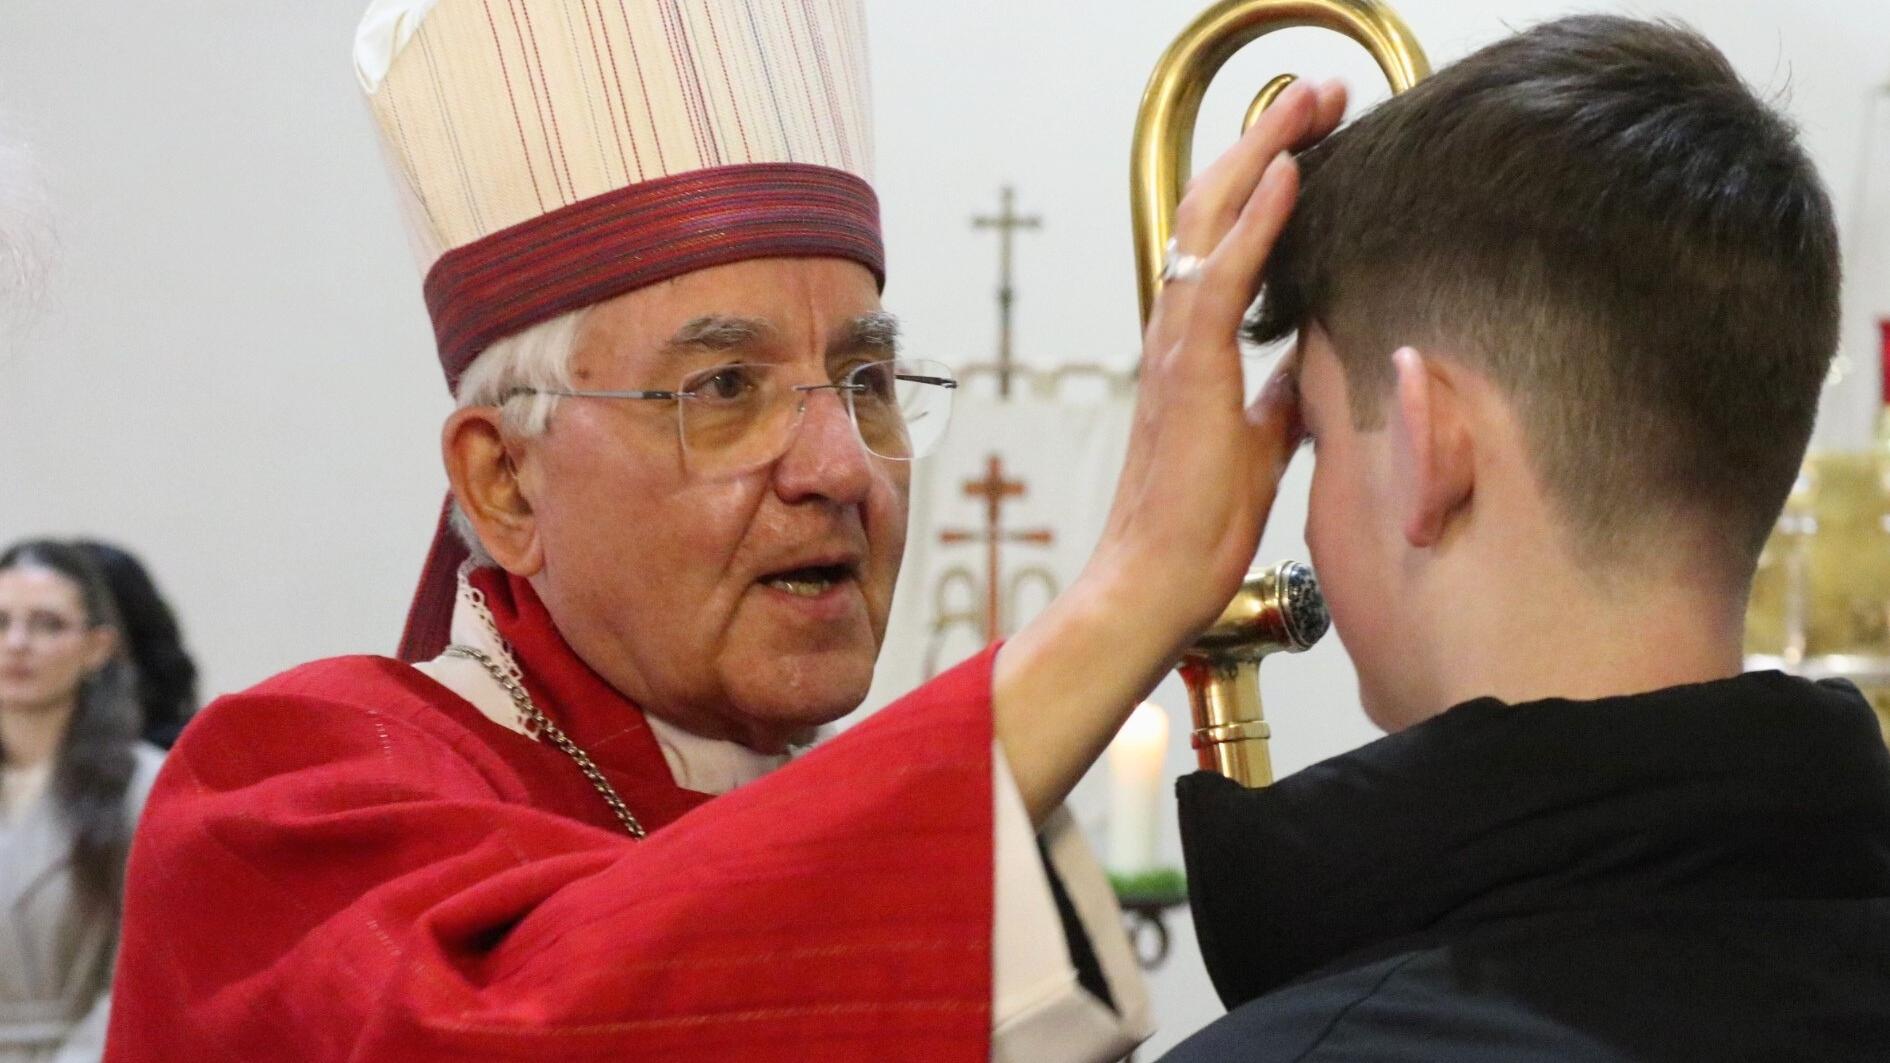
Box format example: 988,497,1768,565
423,162,886,390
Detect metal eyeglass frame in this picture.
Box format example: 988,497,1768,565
499,359,959,464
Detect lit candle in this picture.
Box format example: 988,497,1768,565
1107,701,1170,874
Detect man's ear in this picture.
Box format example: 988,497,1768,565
442,407,545,576
1392,347,1474,548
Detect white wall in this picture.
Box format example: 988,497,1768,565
3,0,1888,1055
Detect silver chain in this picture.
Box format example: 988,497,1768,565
443,644,647,840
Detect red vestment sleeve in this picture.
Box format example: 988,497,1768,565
104,652,996,1062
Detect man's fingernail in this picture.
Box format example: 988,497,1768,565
1259,152,1292,188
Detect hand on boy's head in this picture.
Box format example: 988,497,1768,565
1161,80,1346,277
1305,80,1348,150
1088,77,1344,640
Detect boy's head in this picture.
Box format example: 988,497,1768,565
1255,16,1840,725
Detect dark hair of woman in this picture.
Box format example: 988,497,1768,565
0,539,142,916
77,541,199,749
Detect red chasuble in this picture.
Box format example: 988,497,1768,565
105,572,994,1060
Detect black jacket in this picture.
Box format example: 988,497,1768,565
1162,672,1890,1061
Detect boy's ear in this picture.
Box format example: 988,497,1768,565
442,407,546,577
1392,347,1475,548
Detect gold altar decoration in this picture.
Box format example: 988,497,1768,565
1746,442,1890,740
1134,0,1429,786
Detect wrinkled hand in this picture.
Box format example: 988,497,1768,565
994,80,1347,823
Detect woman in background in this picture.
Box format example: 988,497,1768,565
0,541,162,1062
75,544,198,750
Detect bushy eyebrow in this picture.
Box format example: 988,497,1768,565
665,315,768,353
834,310,900,357
659,310,900,364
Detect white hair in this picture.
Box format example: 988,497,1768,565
453,307,585,433
0,121,54,342
447,308,586,561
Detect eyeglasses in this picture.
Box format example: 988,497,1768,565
505,358,958,477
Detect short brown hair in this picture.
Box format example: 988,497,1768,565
1250,15,1839,575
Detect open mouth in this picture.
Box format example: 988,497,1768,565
760,562,858,598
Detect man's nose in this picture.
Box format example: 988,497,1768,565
773,388,873,505
0,622,28,652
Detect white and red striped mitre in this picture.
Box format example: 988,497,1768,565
354,0,884,660
356,0,882,391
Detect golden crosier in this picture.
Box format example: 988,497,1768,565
1133,0,1429,786
1179,562,1330,785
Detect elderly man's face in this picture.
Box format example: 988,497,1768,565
516,257,908,752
